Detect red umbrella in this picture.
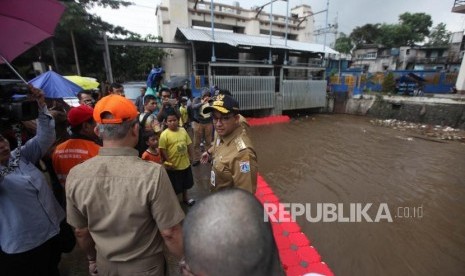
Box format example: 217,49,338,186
0,0,65,81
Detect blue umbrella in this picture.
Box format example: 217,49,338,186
29,71,82,98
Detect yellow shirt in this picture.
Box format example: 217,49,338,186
179,105,188,127
159,128,192,170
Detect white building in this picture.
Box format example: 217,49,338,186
156,0,318,77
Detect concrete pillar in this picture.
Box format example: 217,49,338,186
163,0,189,78
273,93,283,115
456,54,465,93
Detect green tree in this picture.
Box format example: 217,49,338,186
50,1,136,79
111,35,168,82
349,12,434,49
2,0,167,82
398,12,432,45
70,0,132,9
334,32,353,54
382,72,396,93
426,23,451,46
349,24,381,47
377,24,411,48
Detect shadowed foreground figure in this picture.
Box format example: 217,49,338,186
182,189,284,276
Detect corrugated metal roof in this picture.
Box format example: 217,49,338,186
176,27,338,55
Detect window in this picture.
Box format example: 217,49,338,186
358,52,377,59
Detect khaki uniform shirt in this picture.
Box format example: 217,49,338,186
211,126,258,193
66,147,184,262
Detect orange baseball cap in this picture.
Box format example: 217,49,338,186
93,94,138,124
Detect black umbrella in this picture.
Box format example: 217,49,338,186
166,76,190,89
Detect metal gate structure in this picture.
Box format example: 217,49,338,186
209,63,275,111
208,63,327,113
280,66,327,111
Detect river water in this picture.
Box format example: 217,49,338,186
252,114,465,275
60,114,465,276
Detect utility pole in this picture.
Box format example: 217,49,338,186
269,1,273,64
323,0,329,59
103,32,113,83
255,0,285,64
284,0,289,65
211,0,216,63
50,40,59,73
70,30,81,75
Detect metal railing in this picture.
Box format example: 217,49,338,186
415,57,448,64
212,76,275,110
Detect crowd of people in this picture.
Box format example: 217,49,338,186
0,76,283,276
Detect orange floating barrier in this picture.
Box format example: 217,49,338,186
280,222,302,233
297,246,321,264
252,115,332,275
289,232,310,247
255,172,333,276
246,115,291,126
279,249,301,267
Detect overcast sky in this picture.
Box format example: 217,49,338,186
91,0,465,44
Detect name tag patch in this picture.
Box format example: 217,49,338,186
210,170,216,187
239,161,250,173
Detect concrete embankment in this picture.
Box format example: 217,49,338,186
341,94,465,129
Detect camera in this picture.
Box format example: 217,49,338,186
165,98,178,106
0,80,39,125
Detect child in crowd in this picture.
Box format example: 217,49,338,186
141,131,162,164
159,112,195,206
179,97,189,129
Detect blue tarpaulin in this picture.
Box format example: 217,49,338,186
29,71,82,98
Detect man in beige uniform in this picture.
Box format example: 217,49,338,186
200,94,258,193
66,95,184,276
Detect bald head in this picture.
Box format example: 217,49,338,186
183,189,283,276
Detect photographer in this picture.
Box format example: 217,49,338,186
191,90,213,166
157,88,181,130
0,86,65,276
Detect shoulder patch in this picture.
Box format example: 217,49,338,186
239,161,251,173
234,137,247,151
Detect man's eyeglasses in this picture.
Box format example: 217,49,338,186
212,114,234,123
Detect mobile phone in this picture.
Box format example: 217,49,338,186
168,98,178,105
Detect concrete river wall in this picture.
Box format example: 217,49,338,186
338,94,465,129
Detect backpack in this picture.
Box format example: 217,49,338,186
136,113,151,157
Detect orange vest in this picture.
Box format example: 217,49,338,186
52,139,100,186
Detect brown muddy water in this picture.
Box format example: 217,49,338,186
60,114,465,276
253,114,465,276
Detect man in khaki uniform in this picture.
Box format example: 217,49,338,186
200,94,257,193
66,95,184,276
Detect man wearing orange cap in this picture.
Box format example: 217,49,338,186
52,105,100,187
65,95,184,276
